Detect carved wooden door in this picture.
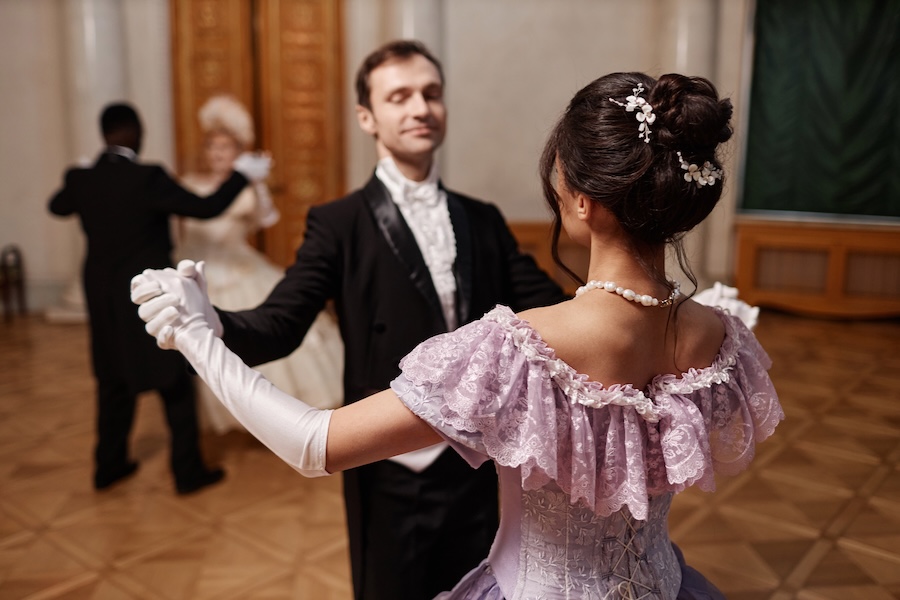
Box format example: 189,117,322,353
171,0,344,267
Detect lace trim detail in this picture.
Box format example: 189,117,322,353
650,315,739,395
482,306,743,419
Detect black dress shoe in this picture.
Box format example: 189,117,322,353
94,461,139,490
175,467,225,495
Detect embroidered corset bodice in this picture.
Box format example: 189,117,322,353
501,479,679,599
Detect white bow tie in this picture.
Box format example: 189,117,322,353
399,183,440,208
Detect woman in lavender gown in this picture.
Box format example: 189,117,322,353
133,72,782,599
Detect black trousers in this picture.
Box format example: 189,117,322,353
94,370,208,485
342,447,499,600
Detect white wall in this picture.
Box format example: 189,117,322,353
441,0,662,221
0,0,173,312
0,1,74,311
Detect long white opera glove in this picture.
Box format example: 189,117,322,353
131,264,332,477
131,260,223,341
252,181,280,229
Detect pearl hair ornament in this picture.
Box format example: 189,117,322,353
609,82,656,143
608,82,725,189
677,151,723,188
575,279,681,308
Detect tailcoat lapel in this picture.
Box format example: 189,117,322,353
363,176,446,327
445,188,473,326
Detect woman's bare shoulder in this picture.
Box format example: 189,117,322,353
517,301,621,358
516,302,574,338
672,299,728,368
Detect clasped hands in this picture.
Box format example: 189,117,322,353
131,261,334,480
130,260,223,348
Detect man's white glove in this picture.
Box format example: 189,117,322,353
232,151,272,182
130,259,223,345
130,265,333,478
693,282,760,330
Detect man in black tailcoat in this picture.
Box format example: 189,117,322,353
150,41,566,598
48,103,267,494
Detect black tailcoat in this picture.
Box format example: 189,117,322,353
48,152,248,393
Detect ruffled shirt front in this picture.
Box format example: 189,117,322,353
375,157,457,330
391,305,783,599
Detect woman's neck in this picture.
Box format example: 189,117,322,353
585,235,668,292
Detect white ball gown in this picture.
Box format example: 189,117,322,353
176,174,344,433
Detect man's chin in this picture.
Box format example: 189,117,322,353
393,142,441,161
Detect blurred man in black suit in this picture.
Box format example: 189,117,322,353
48,103,267,494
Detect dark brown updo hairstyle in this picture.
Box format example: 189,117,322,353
540,72,733,291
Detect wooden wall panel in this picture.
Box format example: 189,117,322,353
170,0,343,267
257,0,344,267
509,223,588,296
734,218,900,318
170,0,254,175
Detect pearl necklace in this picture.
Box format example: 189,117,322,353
574,279,681,307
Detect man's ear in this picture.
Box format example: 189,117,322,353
356,105,376,136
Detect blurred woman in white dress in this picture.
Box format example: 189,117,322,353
175,95,343,432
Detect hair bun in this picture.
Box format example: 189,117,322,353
649,74,733,151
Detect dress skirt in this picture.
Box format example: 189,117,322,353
435,545,726,600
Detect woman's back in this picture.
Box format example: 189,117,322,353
523,296,726,392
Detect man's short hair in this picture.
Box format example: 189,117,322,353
355,40,444,110
100,103,141,136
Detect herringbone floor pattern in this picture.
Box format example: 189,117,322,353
1,310,898,599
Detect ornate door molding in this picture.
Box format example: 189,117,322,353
170,0,254,176
170,0,344,267
257,0,344,267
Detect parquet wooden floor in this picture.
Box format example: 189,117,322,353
1,310,898,599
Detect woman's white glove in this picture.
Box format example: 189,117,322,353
252,181,280,229
131,260,223,343
130,262,332,477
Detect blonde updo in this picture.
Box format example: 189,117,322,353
198,95,254,148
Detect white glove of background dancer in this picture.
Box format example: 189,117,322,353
232,151,272,182
131,259,223,344
131,265,332,478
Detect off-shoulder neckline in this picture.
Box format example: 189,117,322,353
482,305,742,413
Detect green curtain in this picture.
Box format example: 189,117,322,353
742,0,900,218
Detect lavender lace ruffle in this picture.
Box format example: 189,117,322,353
392,305,783,520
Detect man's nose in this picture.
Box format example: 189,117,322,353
408,92,430,117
